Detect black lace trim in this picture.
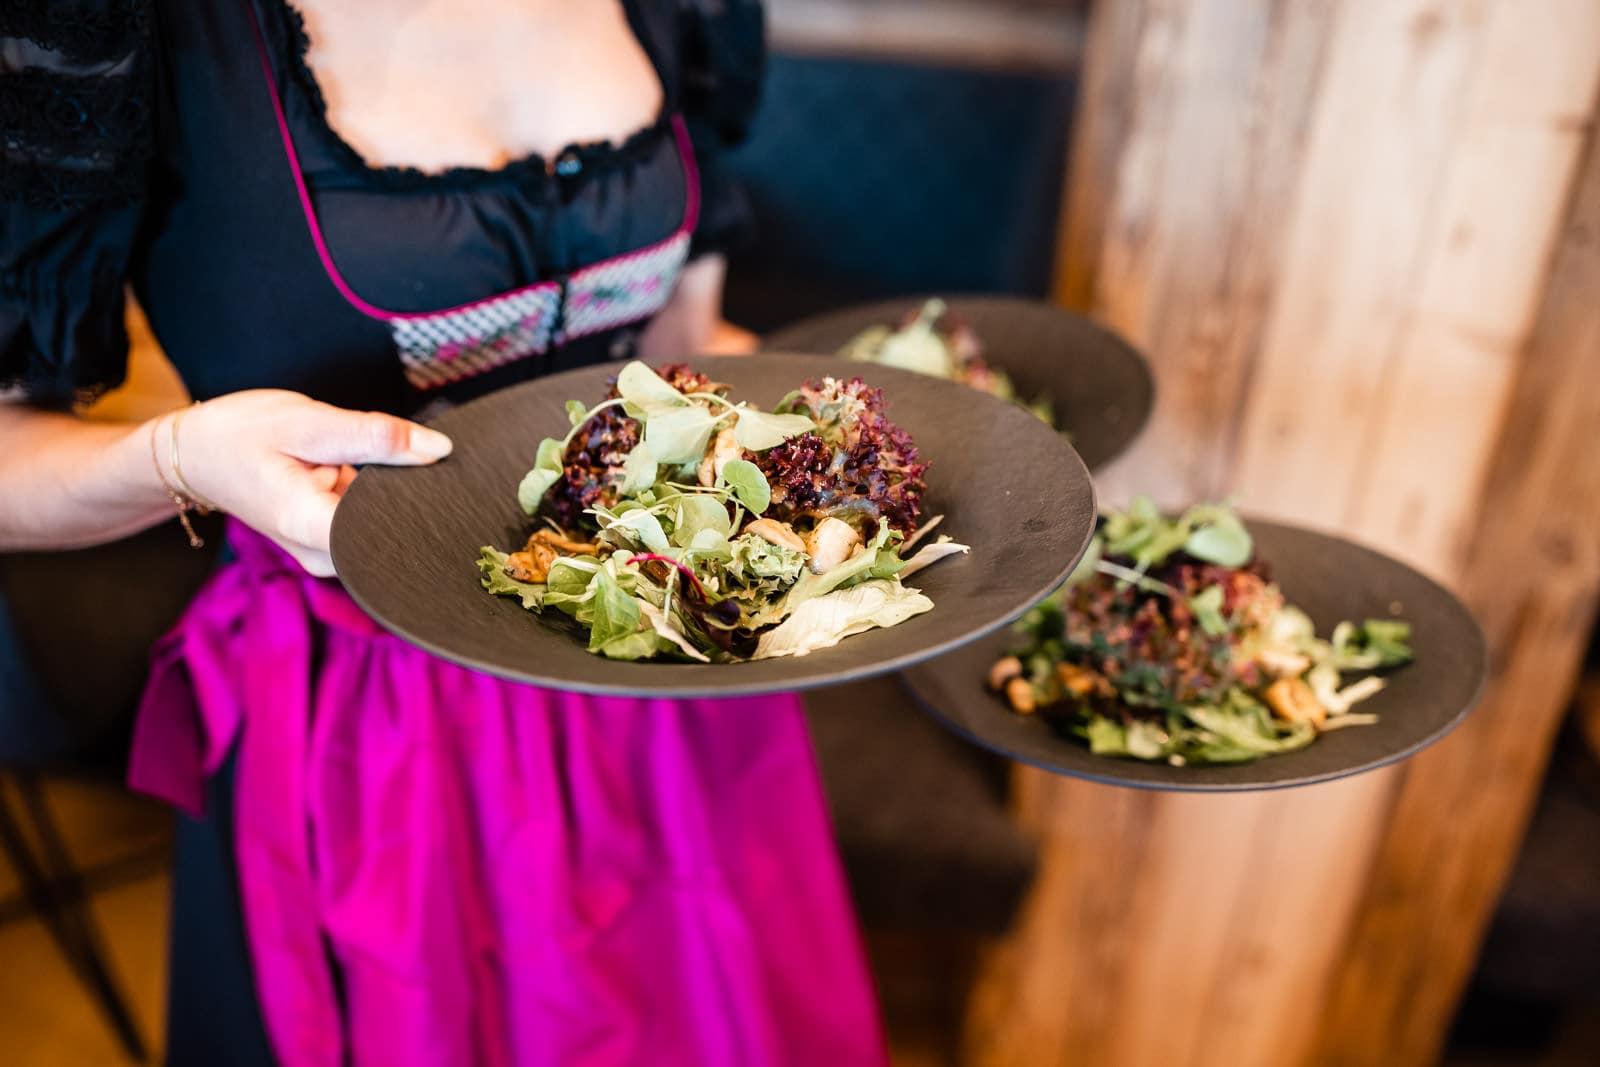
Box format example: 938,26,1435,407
0,158,145,212
0,0,148,68
0,263,129,406
265,0,673,193
0,1,152,211
0,67,148,163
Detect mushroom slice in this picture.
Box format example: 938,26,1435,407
803,517,862,574
1005,678,1037,714
742,518,806,553
1263,677,1327,727
697,427,742,487
988,656,1023,691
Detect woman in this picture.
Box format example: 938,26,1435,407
1,2,885,1064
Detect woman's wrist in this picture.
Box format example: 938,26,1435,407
0,406,179,550
143,407,217,547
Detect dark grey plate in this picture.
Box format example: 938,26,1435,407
762,295,1154,472
330,355,1096,698
899,520,1488,791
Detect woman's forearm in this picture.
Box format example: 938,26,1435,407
0,405,174,551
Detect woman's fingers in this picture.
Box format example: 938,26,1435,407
274,483,339,555
705,319,760,355
283,404,452,467
282,542,336,578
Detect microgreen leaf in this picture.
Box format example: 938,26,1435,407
732,408,815,452
1184,511,1253,568
516,437,566,514
604,509,671,554
1188,584,1229,636
673,493,734,546
643,404,721,465
565,399,588,427
719,458,771,514
620,442,658,495
616,361,688,410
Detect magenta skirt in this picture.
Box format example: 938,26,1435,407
130,521,886,1067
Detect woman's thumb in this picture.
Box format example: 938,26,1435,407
288,408,453,467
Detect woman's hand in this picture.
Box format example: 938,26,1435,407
639,253,759,358
172,390,452,576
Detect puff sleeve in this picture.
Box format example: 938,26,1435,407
1,1,155,407
676,0,765,260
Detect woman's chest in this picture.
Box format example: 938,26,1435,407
293,0,665,173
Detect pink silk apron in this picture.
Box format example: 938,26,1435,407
130,525,886,1067
127,7,888,1065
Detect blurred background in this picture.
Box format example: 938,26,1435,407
4,0,1599,1064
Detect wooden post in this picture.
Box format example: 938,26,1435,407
966,2,1600,1064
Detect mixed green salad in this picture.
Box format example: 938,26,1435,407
479,361,968,662
838,298,1054,425
990,499,1414,765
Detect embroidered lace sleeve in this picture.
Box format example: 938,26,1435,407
1,0,155,405
677,0,765,259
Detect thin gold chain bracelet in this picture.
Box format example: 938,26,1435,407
169,402,220,512
149,408,213,549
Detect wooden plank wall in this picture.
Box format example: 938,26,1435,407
966,2,1600,1064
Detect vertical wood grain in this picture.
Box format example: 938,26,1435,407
970,1,1600,1064
1311,113,1600,1067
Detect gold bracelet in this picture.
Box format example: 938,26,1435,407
169,402,219,513
149,412,209,549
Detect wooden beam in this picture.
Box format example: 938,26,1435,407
968,2,1600,1064
1310,107,1600,1067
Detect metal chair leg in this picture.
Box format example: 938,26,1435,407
0,774,150,1063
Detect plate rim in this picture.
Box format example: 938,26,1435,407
330,353,1099,698
760,293,1156,473
897,515,1490,792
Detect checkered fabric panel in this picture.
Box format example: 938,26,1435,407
560,232,690,342
386,230,688,390
390,284,562,390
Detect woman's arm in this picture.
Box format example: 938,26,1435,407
0,392,451,575
637,254,758,360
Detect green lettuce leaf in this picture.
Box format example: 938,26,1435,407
584,566,643,652
749,524,901,626
752,579,933,659
896,536,970,579
1179,693,1315,756
726,532,806,585
476,547,547,611
838,299,957,379
1331,618,1414,669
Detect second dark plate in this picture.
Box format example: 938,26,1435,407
899,520,1488,791
762,295,1154,472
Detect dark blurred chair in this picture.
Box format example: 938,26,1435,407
0,517,221,1063
724,52,1077,333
